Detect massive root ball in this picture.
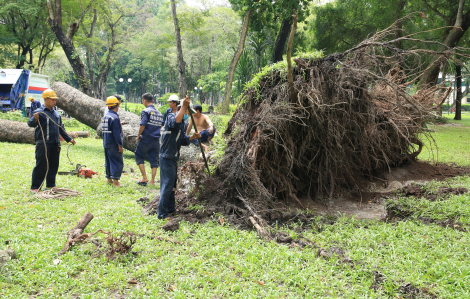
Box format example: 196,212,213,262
218,43,440,211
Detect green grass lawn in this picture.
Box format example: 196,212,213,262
420,113,470,166
1,113,470,298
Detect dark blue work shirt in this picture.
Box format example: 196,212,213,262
101,110,123,148
27,105,72,144
140,104,163,143
160,113,190,161
162,108,174,126
30,101,41,111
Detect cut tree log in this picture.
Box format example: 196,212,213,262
59,212,94,255
0,120,35,144
52,82,140,152
69,131,90,138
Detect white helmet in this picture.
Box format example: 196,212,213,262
168,94,179,103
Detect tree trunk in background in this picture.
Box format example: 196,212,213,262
221,10,251,114
208,36,214,74
392,1,405,50
454,64,462,120
272,17,291,63
52,82,141,152
0,120,35,144
46,0,92,95
171,0,188,99
418,0,470,90
436,63,449,116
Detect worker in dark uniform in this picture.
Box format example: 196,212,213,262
162,94,179,126
102,96,124,187
29,97,41,116
158,96,200,219
28,89,76,192
135,93,163,186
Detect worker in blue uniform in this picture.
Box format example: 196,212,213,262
102,96,124,187
162,94,179,126
28,89,76,192
29,97,41,116
158,96,200,219
135,93,163,186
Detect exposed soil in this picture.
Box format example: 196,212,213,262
141,161,469,232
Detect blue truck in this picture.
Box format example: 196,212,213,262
0,69,50,114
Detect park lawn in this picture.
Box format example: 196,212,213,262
420,113,470,166
0,115,469,298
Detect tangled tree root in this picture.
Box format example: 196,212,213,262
214,21,469,225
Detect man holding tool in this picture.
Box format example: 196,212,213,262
135,93,163,186
28,89,76,192
101,96,124,187
186,104,216,150
158,96,201,219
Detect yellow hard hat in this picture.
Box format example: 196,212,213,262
106,96,120,106
42,89,58,99
29,97,34,101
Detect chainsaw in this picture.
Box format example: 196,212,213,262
58,164,98,178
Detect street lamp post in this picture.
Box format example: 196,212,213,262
119,78,132,111
194,86,202,103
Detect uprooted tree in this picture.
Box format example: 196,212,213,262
146,20,465,233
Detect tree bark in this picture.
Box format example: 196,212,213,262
454,64,462,120
171,0,188,99
52,82,140,152
272,17,292,63
46,0,92,95
0,120,35,145
287,11,298,103
221,10,251,114
418,0,470,90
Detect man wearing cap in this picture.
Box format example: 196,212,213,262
135,93,163,186
158,96,200,219
28,97,41,116
28,89,76,192
101,96,124,187
162,94,180,126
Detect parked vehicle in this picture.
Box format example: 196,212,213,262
0,69,50,114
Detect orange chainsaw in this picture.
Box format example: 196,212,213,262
58,164,98,178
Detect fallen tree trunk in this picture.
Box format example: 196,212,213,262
0,120,35,145
52,82,199,164
69,131,90,138
52,82,140,152
59,211,94,256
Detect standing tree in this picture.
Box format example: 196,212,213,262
221,9,251,114
171,0,187,99
46,0,93,95
418,0,470,89
0,0,57,70
454,64,462,120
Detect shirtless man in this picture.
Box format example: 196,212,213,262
186,104,215,150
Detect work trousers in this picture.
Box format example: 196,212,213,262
31,142,61,189
158,157,178,219
104,147,124,180
135,140,160,169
